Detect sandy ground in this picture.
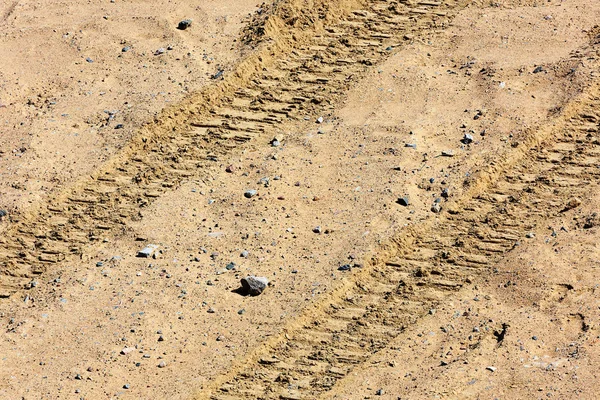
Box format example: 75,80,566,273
2,0,600,399
0,0,258,212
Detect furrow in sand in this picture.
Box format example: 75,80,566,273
197,79,600,399
0,0,470,295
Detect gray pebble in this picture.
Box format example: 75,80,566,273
158,360,166,368
241,250,249,258
431,203,441,213
177,19,193,30
397,197,410,207
462,134,474,144
338,264,352,271
137,244,158,258
240,276,269,296
244,190,257,198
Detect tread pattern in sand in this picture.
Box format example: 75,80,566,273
200,82,600,399
0,0,468,296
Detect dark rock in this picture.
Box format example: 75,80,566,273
244,190,257,198
462,134,473,144
240,276,269,296
397,197,410,207
338,264,352,271
177,19,193,30
137,244,158,258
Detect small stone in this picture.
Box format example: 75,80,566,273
441,188,449,198
155,48,166,56
0,209,7,218
376,389,384,395
397,197,410,207
441,150,455,157
158,360,166,368
316,116,324,124
238,309,245,315
240,276,269,296
137,244,159,258
564,197,581,210
338,264,352,271
207,307,215,313
313,226,322,234
158,335,164,342
271,139,281,147
486,366,497,372
431,203,442,213
533,66,544,74
526,232,535,238
75,374,82,380
405,143,417,149
96,261,104,267
123,384,130,390
86,57,94,63
462,134,474,144
120,347,135,355
226,262,236,271
115,124,124,129
244,190,257,198
241,250,249,258
225,165,235,173
122,46,131,52
177,19,193,30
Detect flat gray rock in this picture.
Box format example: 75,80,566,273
137,244,159,258
241,276,269,296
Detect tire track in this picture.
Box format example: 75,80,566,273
0,0,471,297
196,52,600,399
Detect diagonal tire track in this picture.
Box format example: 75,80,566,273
196,54,600,399
0,0,471,296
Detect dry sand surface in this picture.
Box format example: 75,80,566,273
1,0,600,399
